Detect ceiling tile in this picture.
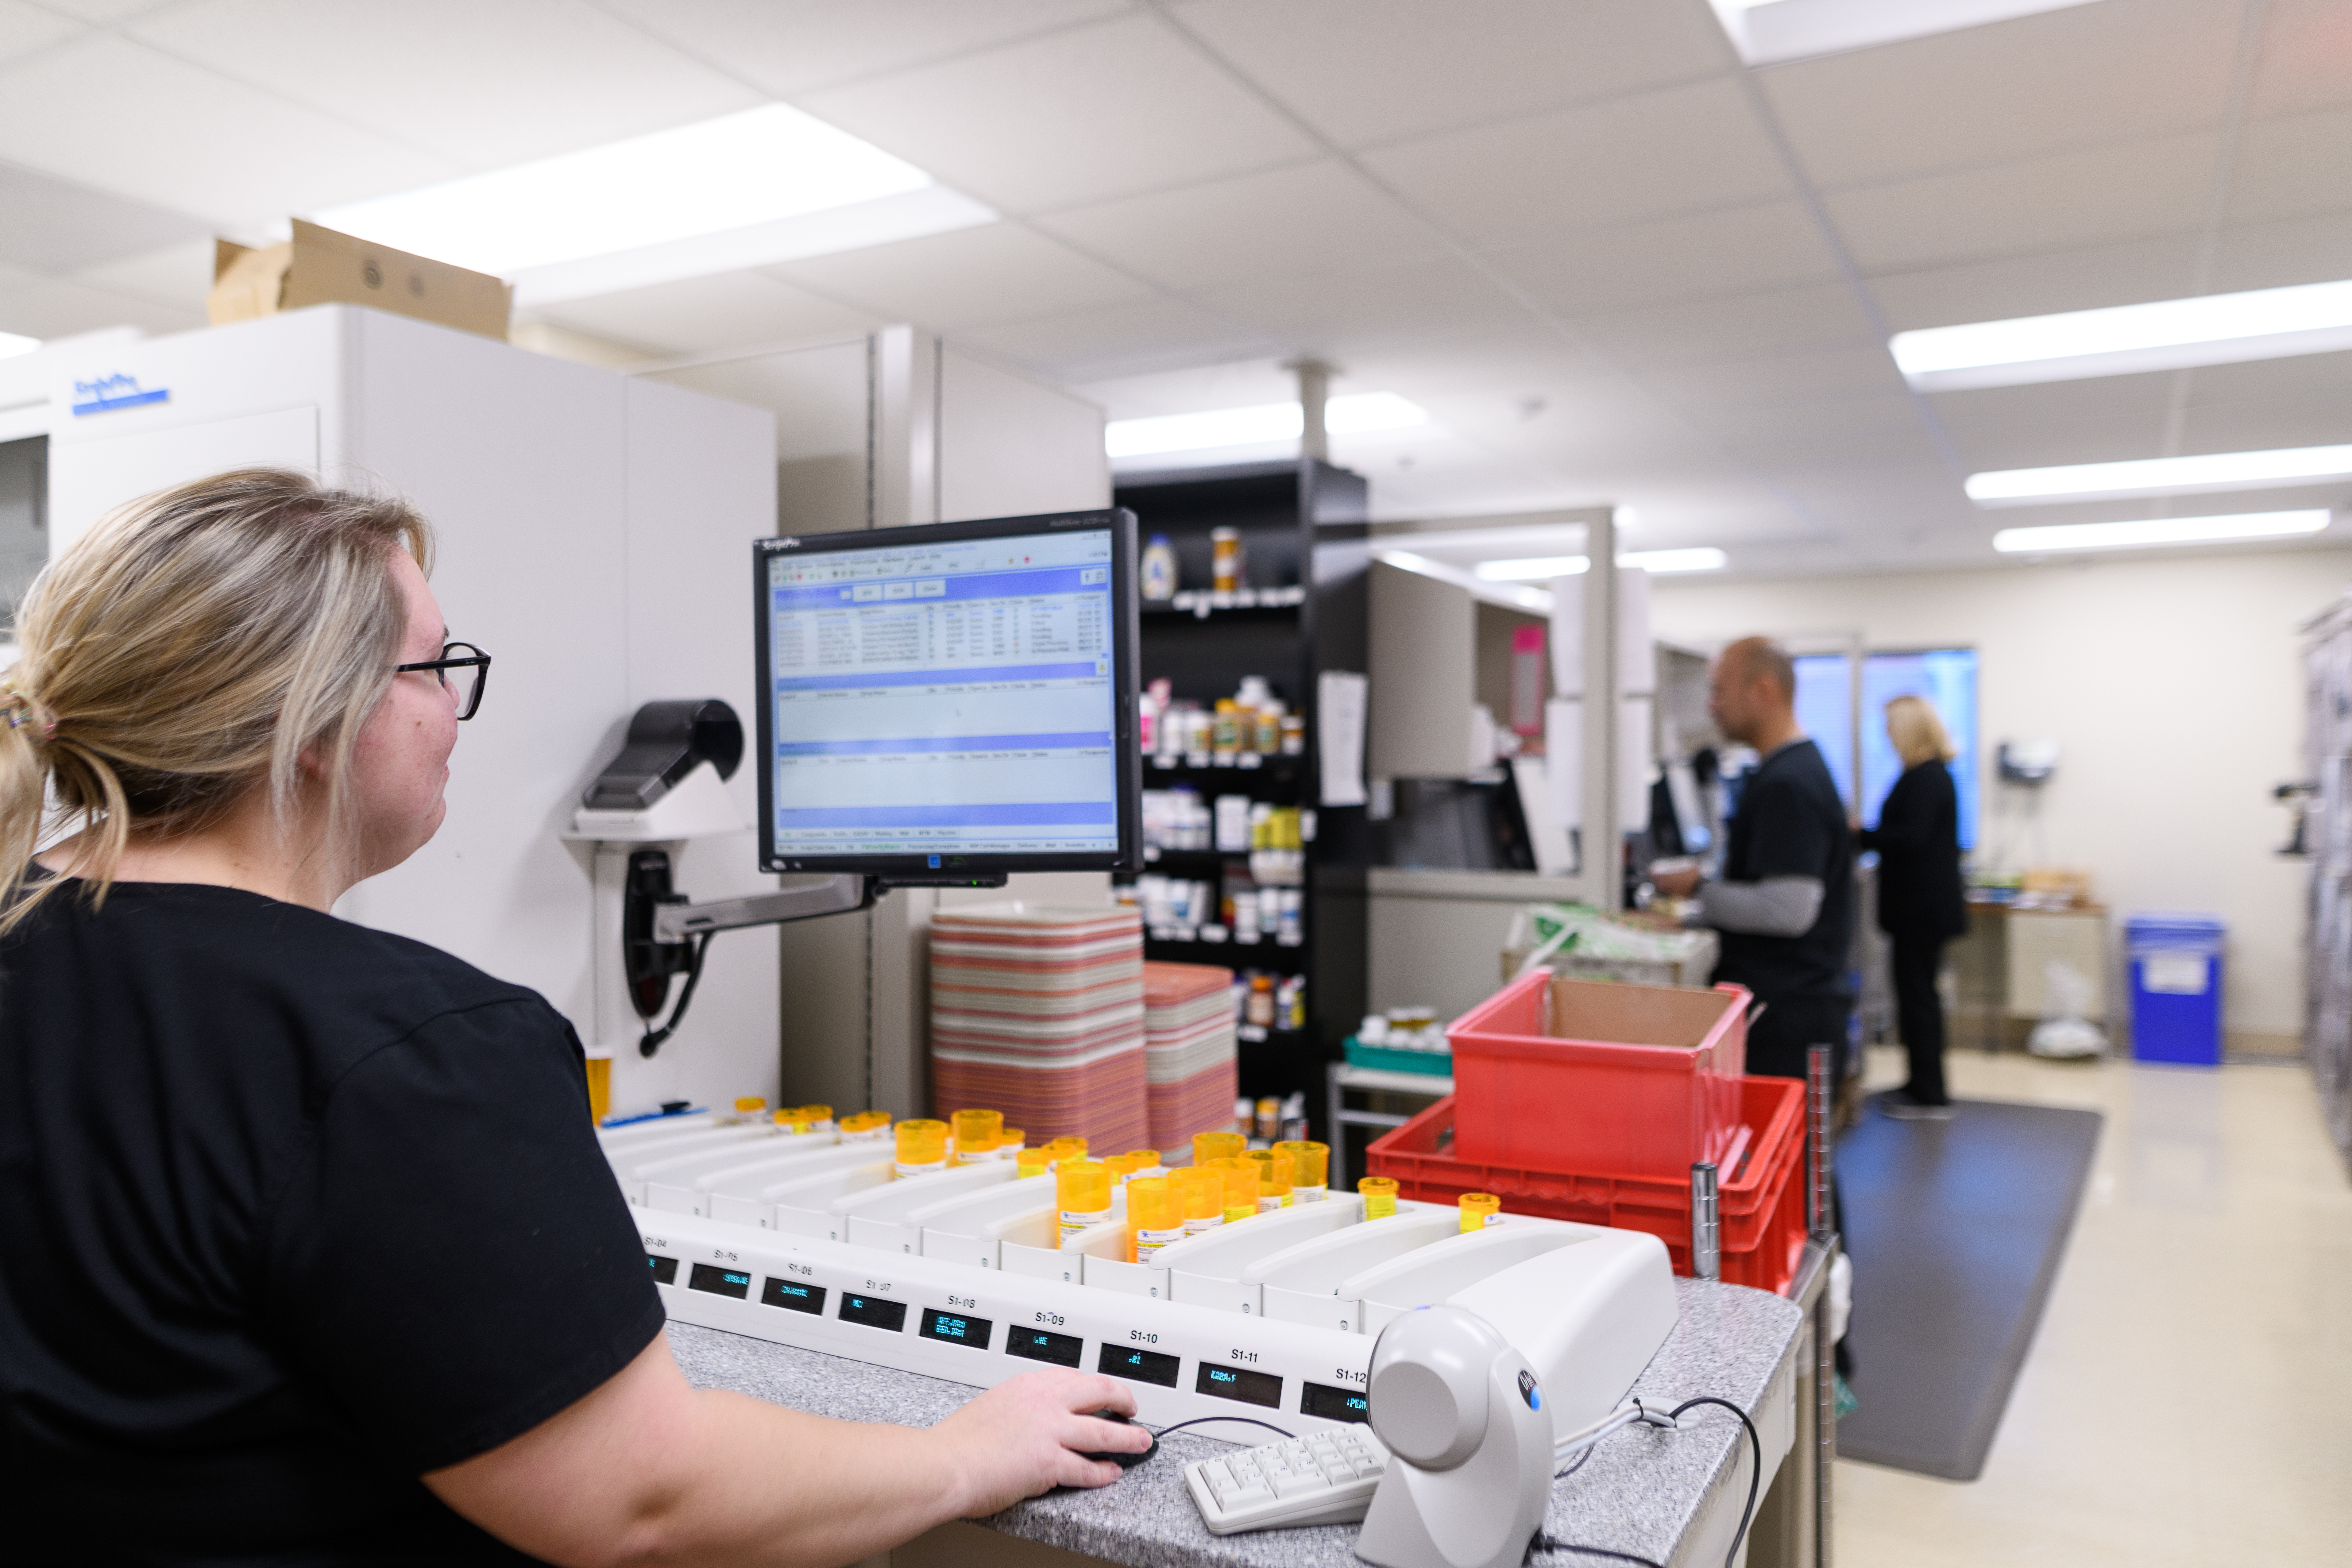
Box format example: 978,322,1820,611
1077,355,1299,419
2227,107,2352,226
1642,345,1910,415
1575,282,1878,372
2245,0,2352,122
800,16,1317,214
1700,395,1947,474
1165,0,1728,148
1927,370,2174,470
1824,133,2217,274
1867,230,2203,332
1035,159,1439,293
1195,255,1531,354
2207,210,2352,292
531,269,876,357
0,1,86,67
33,0,182,19
601,0,1123,98
1483,199,1844,317
1362,78,1792,248
0,161,210,271
2179,350,2352,452
1760,0,2241,191
0,34,458,223
129,0,759,170
771,222,1153,331
0,271,205,340
957,296,1279,384
69,236,216,312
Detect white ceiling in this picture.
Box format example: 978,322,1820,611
0,0,2347,577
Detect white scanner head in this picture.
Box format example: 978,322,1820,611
1367,1306,1519,1471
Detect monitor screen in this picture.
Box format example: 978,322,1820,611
753,510,1140,877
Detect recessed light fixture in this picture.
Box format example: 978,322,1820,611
1106,393,1428,459
1967,445,2352,505
317,104,993,308
1894,278,2352,391
1712,0,2102,66
1475,548,1727,581
0,331,37,360
1991,510,2331,554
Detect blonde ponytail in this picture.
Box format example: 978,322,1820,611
0,469,432,936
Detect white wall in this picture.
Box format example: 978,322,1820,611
1651,546,2352,1042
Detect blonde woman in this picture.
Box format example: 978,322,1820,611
0,472,1143,1566
1858,694,1969,1120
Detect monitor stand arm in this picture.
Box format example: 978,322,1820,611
648,870,1011,941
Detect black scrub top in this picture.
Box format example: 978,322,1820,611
1712,737,1855,1002
0,879,662,1566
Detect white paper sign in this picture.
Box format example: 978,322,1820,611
1318,670,1369,808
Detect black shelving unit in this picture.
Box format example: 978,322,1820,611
1112,458,1371,1129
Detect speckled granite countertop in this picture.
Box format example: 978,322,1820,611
668,1278,1802,1568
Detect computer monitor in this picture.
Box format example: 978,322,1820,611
752,509,1141,878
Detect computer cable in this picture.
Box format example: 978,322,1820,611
1535,1394,1761,1568
1150,1415,1297,1443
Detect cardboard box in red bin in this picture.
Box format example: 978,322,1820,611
1444,968,1750,1181
1367,1076,1809,1294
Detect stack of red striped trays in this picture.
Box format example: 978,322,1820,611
929,903,1148,1153
1143,961,1238,1159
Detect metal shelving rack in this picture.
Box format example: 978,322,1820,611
1112,458,1372,1126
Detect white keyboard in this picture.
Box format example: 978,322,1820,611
1182,1424,1392,1533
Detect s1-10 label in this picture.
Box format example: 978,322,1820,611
1099,1343,1180,1388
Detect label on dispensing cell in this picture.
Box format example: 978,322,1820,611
1222,1204,1256,1225
1292,1185,1329,1204
1060,1207,1112,1244
1363,1191,1396,1220
895,1159,948,1178
840,1125,889,1144
1259,1196,1287,1213
1184,1214,1224,1236
1133,1224,1186,1263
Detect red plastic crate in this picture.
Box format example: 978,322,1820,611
1447,968,1751,1180
1366,1076,1809,1296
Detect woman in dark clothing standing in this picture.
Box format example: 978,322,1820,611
1860,695,1970,1119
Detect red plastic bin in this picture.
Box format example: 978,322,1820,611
1447,968,1750,1180
1365,1076,1809,1296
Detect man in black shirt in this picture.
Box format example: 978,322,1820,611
1653,636,1856,1079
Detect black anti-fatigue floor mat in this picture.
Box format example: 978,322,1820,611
1835,1093,2104,1480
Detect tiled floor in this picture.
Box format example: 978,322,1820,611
1835,1045,2352,1565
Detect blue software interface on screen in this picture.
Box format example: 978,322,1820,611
766,527,1118,858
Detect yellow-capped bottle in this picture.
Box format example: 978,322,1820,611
733,1096,768,1121
1126,1176,1184,1265
1056,1160,1113,1247
1247,1147,1293,1211
774,1103,833,1135
1121,1149,1167,1181
1192,1130,1245,1167
994,1128,1025,1162
839,1109,892,1144
1209,1156,1260,1224
1045,1136,1088,1170
1016,1145,1052,1181
952,1108,1002,1165
1360,1176,1398,1220
1277,1140,1329,1202
1179,1165,1227,1235
894,1118,949,1177
1458,1192,1501,1232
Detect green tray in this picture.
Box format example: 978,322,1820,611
1343,1036,1455,1076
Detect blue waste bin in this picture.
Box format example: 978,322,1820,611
2126,913,2226,1065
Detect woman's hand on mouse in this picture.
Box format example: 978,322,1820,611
929,1370,1151,1516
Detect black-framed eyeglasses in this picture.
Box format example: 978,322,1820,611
396,641,492,721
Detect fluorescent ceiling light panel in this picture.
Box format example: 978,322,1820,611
1375,549,1553,612
1713,0,2102,65
1992,510,2331,554
1894,278,2352,391
317,105,993,307
0,331,37,360
1475,548,1726,581
1106,394,1428,458
1967,444,2352,505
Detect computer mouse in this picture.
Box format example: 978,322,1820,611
1080,1409,1156,1468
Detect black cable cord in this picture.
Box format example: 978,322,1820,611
1536,1395,1761,1568
1552,1443,1597,1482
638,931,713,1057
1151,1415,1297,1443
